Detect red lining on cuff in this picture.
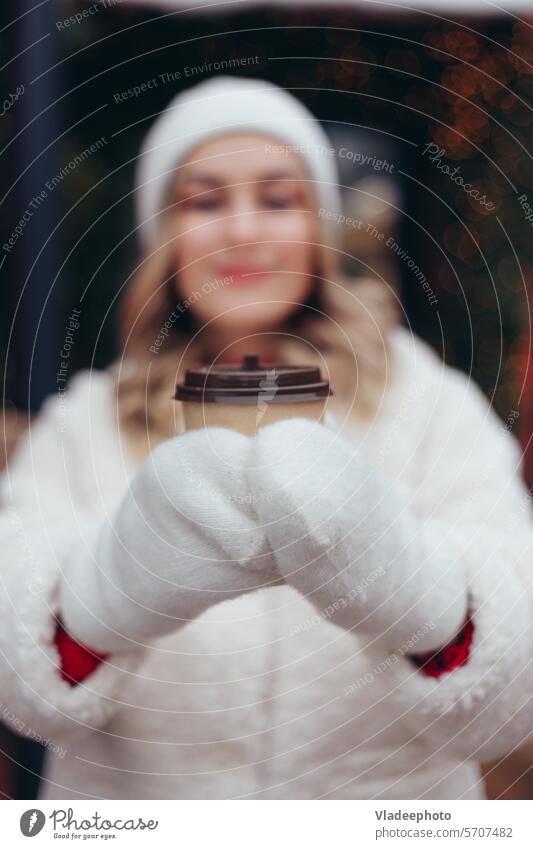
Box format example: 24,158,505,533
54,620,108,686
54,613,474,686
409,616,474,678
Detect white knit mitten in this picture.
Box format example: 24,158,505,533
59,427,281,652
246,418,469,654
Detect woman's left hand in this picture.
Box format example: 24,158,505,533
246,417,469,655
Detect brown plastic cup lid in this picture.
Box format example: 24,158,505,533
174,354,332,404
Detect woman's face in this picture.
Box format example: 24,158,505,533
169,132,317,336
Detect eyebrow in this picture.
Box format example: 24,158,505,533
175,170,304,189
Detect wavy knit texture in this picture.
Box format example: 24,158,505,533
0,326,531,800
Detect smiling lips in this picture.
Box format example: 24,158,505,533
218,265,272,285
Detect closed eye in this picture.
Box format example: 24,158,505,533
178,189,223,210
262,195,298,209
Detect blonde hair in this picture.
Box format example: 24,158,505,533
116,180,398,463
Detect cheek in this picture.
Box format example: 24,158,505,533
173,217,223,299
176,218,220,268
268,214,316,270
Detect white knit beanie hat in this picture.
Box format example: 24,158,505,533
134,75,342,252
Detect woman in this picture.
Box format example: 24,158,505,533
1,77,531,800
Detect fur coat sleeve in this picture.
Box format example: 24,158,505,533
375,333,533,764
0,371,146,747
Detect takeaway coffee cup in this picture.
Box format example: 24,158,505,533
174,354,332,436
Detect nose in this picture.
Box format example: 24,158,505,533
223,189,263,247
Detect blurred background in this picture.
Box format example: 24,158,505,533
1,0,532,799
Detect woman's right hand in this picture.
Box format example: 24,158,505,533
59,427,281,653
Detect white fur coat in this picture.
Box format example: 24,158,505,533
1,326,531,800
